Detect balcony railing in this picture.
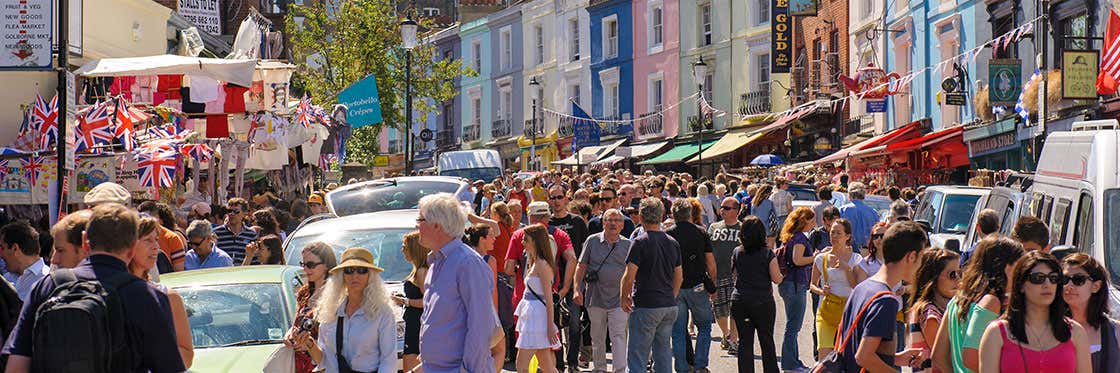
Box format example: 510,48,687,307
492,119,512,138
524,119,544,138
739,89,772,116
463,123,482,142
637,112,664,137
436,130,457,148
387,140,403,154
557,117,575,137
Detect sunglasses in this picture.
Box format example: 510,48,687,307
343,267,370,275
871,233,884,240
1065,274,1094,286
550,195,565,200
1026,272,1063,285
188,240,204,248
301,261,323,269
720,206,737,211
947,270,960,281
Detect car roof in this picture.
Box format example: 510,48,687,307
922,185,991,196
290,210,420,238
159,265,300,288
328,176,468,196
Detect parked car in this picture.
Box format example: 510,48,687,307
962,185,1028,250
161,266,303,373
326,176,471,217
1025,121,1120,316
438,149,503,182
913,185,990,250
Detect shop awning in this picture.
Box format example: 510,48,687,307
593,155,624,165
638,140,718,165
618,140,671,159
553,139,627,166
74,55,259,86
886,126,965,152
814,120,927,165
687,129,769,163
753,103,818,134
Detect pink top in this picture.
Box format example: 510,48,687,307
997,320,1076,372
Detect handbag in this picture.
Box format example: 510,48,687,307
335,316,374,373
817,254,847,327
810,291,895,373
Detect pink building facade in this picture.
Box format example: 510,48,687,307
631,0,680,142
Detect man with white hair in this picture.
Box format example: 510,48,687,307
416,193,496,373
839,182,880,251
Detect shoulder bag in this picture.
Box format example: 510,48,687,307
810,291,895,373
817,254,847,327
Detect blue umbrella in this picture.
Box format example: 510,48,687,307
750,154,785,167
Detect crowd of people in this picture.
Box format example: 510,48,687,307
0,165,1112,373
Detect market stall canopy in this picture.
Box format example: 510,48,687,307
619,140,671,159
74,55,259,86
688,129,767,163
638,140,718,165
885,125,965,152
553,139,627,166
813,119,926,165
593,155,623,165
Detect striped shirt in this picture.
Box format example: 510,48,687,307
212,222,258,264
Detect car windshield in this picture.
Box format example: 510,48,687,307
440,168,501,183
788,189,817,201
938,194,983,234
286,228,414,283
1105,189,1120,281
329,180,461,216
177,283,289,349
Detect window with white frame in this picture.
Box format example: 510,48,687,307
569,19,581,61
423,8,440,17
605,83,620,117
569,84,582,108
471,96,481,126
757,0,769,25
500,28,512,70
534,25,545,65
500,89,512,120
650,5,664,48
704,72,714,101
700,3,712,46
604,17,619,58
648,75,664,111
758,54,770,91
471,40,482,72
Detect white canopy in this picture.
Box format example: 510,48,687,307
553,139,627,166
74,55,259,86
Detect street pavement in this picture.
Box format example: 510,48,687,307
503,282,817,372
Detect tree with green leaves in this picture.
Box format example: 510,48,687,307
286,0,474,166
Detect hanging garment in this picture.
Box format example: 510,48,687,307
206,115,230,139
188,75,221,103
230,17,261,59
301,123,330,165
224,85,250,113
205,83,227,114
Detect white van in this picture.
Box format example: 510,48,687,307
1025,120,1120,316
437,149,503,182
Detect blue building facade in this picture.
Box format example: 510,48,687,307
431,25,463,156
588,0,634,123
487,5,526,165
459,17,494,149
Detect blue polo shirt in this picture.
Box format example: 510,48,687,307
184,247,235,270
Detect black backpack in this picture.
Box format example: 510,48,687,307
31,269,140,373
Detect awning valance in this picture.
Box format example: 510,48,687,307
619,140,671,159
886,126,964,152
813,119,926,165
638,140,718,165
553,139,627,166
688,129,769,163
74,55,261,86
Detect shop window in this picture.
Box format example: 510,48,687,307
991,13,1017,58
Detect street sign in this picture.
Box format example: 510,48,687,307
1,0,52,68
946,93,967,106
419,128,433,142
988,59,1022,106
866,100,886,113
1062,50,1098,99
337,74,383,129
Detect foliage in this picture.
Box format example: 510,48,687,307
286,0,475,165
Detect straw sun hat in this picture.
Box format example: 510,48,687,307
329,247,385,274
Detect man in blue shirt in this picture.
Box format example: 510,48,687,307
183,220,234,270
839,182,880,251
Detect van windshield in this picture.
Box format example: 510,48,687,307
1105,189,1120,281
938,194,982,234
440,167,502,183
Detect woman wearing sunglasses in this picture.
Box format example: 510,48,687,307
855,222,890,283
298,247,398,373
907,248,960,373
1062,253,1120,373
977,251,1091,373
394,232,430,373
285,241,338,373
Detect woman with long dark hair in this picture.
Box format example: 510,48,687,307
1061,253,1120,372
907,248,960,373
129,217,193,368
731,216,783,373
931,236,1024,373
977,251,1091,372
392,232,429,373
464,223,507,372
243,234,284,265
284,241,338,372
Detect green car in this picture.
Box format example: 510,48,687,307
161,265,305,373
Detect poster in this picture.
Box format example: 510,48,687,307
789,0,818,16
337,74,384,129
71,156,116,203
771,0,791,73
1062,51,1098,99
176,0,221,35
1,0,52,68
0,156,55,204
988,59,1021,106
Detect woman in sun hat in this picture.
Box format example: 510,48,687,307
293,247,397,373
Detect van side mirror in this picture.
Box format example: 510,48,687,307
915,219,933,235
944,239,961,253
1050,245,1077,260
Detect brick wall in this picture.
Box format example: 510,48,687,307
791,0,849,105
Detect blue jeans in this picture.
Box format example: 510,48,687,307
628,306,678,373
777,280,809,370
672,288,714,373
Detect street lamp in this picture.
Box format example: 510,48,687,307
401,16,418,174
529,77,541,171
692,56,708,177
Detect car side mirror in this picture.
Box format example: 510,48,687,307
915,219,933,234
1050,245,1077,260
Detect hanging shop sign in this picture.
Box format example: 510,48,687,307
789,0,818,16
419,128,434,142
839,64,900,100
1,0,52,68
1062,50,1099,99
813,136,832,156
988,59,1022,106
373,155,390,167
337,74,383,129
771,0,791,73
176,0,221,35
946,93,968,106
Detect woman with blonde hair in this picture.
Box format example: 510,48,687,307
392,232,429,373
775,206,816,371
296,248,397,373
129,216,193,368
515,224,560,373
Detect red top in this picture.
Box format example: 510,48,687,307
505,224,573,307
997,320,1077,373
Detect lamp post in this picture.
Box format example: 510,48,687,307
401,16,418,174
529,77,541,171
692,56,708,178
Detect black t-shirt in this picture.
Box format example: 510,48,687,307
550,214,589,257
626,230,681,309
665,222,712,288
730,246,774,303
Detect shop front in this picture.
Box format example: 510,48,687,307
963,117,1030,171
849,125,969,187
517,131,560,171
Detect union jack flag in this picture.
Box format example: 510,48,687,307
111,96,144,151
294,95,314,128
31,94,58,150
20,155,46,186
179,143,213,162
136,151,177,188
146,123,191,141
12,107,39,152
75,102,115,153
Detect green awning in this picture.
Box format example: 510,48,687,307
638,140,718,165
